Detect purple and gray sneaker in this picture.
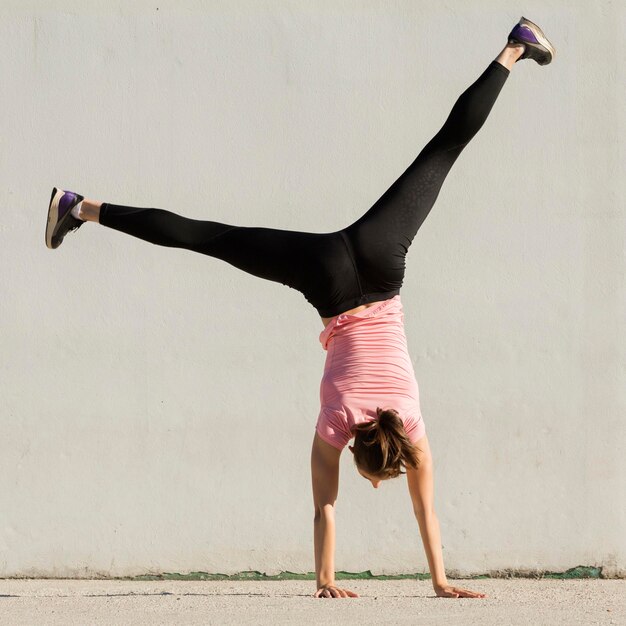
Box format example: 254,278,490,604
508,17,556,66
45,187,85,249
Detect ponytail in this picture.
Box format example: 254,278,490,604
351,407,421,479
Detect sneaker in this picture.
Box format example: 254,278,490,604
45,187,85,249
508,16,556,66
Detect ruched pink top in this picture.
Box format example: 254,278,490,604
316,295,426,451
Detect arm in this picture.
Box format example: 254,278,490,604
406,434,486,599
310,432,358,598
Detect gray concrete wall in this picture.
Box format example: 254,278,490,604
1,0,624,578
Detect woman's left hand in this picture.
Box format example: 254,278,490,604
434,583,487,598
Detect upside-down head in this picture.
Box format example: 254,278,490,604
349,407,421,487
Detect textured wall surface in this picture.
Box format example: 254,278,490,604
1,0,624,578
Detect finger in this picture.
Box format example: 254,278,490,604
347,590,360,598
338,588,348,598
457,588,485,598
463,591,483,597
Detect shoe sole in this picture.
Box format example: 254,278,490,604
520,16,556,64
45,186,64,249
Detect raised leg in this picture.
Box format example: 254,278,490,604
87,201,355,316
343,48,521,294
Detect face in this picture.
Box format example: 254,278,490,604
349,445,385,489
357,468,384,489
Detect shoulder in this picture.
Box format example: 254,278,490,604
312,431,344,460
402,412,426,443
316,408,350,450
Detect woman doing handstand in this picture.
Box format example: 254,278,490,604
45,17,555,600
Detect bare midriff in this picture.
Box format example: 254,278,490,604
320,300,387,328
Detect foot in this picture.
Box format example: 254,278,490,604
45,187,85,249
507,16,556,65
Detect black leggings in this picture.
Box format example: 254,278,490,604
99,60,510,318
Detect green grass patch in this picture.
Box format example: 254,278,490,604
125,565,603,582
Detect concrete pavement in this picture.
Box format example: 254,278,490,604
0,578,624,625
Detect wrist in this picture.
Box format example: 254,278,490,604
318,580,335,589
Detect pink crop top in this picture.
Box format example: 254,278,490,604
316,295,426,451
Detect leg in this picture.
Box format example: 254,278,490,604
80,200,355,316
343,47,523,295
94,202,306,287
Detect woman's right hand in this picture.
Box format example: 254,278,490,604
314,584,359,598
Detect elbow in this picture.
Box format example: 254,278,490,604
314,503,336,521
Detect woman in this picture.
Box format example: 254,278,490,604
45,17,555,599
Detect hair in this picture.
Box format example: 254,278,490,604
351,407,421,480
